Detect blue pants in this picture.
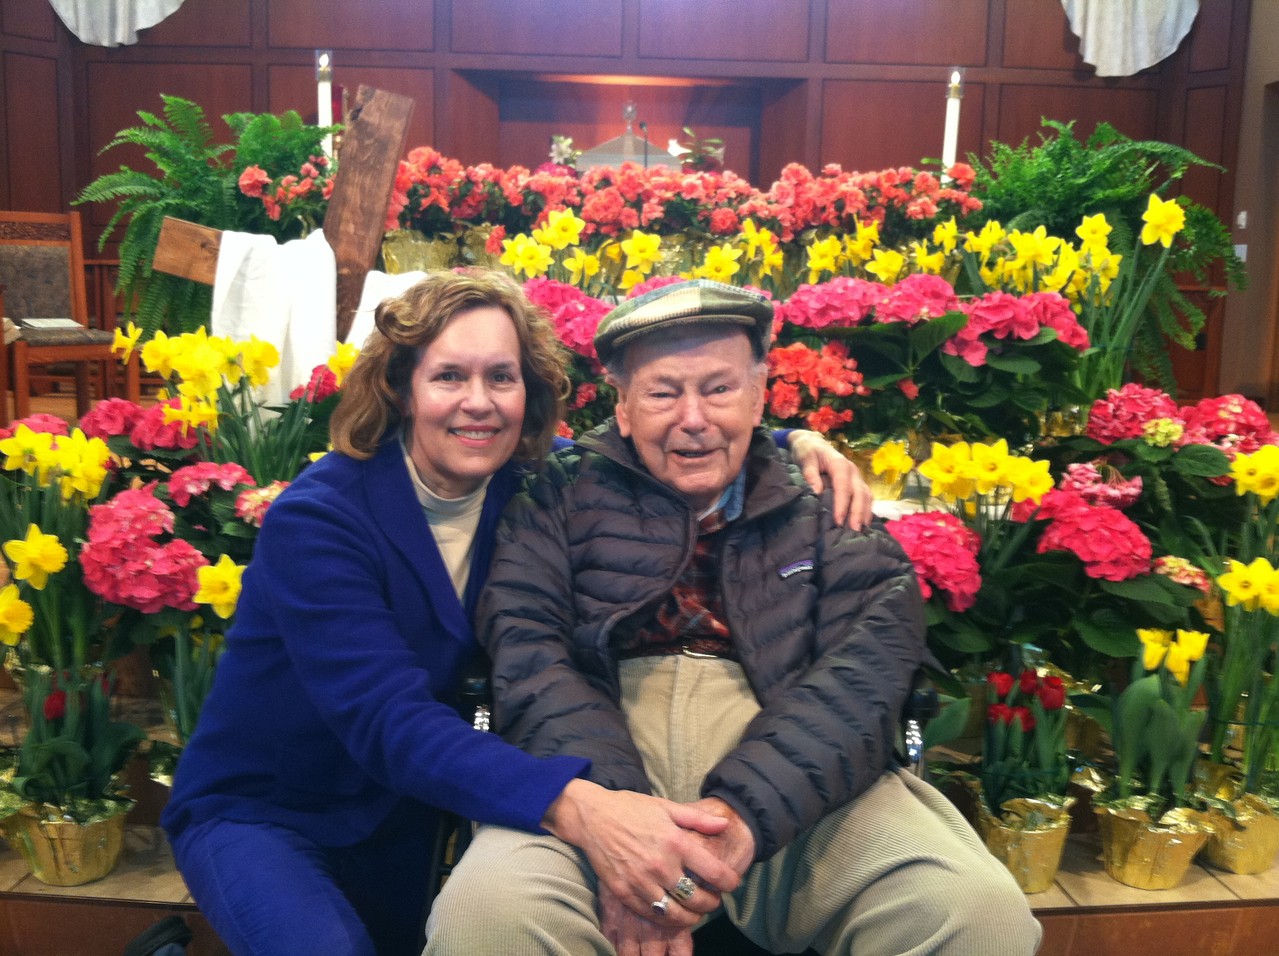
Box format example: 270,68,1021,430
172,802,433,956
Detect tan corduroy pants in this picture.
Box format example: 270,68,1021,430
425,656,1041,955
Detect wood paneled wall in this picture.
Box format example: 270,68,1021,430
0,0,1252,396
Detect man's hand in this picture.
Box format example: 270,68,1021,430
599,883,695,956
787,430,872,530
683,797,756,879
542,780,739,926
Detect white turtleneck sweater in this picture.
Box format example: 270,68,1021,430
402,441,489,599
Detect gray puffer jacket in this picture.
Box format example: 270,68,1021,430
478,425,927,860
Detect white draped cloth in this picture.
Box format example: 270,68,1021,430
47,0,186,46
343,270,431,352
211,230,337,408
1061,0,1200,77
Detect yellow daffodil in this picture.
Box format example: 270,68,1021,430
1075,213,1112,251
563,248,601,287
844,220,880,264
918,441,975,502
618,268,646,292
240,336,281,388
909,240,945,275
112,321,142,361
0,584,33,646
963,220,1006,259
932,217,958,254
620,230,662,271
3,524,69,590
1007,226,1059,274
171,332,228,401
756,235,784,278
195,553,246,619
1218,557,1276,612
327,342,361,385
865,247,905,286
50,429,111,500
0,424,56,475
533,208,586,250
1231,445,1279,505
870,441,912,485
967,439,1011,496
806,235,843,283
140,329,178,379
1140,193,1186,248
693,243,743,283
1003,456,1054,504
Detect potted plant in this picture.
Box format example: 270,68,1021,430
76,95,337,340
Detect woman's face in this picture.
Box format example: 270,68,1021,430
405,305,527,498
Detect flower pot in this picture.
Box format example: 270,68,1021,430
1095,804,1211,890
976,797,1074,894
1201,794,1279,875
0,802,130,886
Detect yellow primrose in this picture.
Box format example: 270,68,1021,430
563,248,600,287
195,553,245,620
3,524,69,591
1218,557,1276,612
0,583,33,646
239,336,281,388
620,230,662,271
1075,213,1112,251
327,341,361,386
112,321,142,361
865,247,906,286
932,217,958,254
1140,193,1186,248
870,441,913,485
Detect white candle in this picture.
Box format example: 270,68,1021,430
941,69,963,175
316,50,333,158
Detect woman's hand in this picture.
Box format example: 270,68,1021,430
542,779,738,925
788,430,872,529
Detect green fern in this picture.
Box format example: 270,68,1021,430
968,119,1246,395
75,94,335,340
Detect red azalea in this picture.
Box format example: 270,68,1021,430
767,381,802,420
238,165,271,199
569,382,598,411
43,689,67,721
805,405,853,434
987,671,1015,698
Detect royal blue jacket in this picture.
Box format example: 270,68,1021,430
161,439,588,850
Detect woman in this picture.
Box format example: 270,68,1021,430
162,269,866,955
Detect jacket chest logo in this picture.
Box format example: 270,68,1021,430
777,559,814,579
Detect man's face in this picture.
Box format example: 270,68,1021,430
613,327,766,513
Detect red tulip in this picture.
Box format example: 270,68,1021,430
987,672,1014,698
1038,675,1066,710
1018,669,1040,695
43,689,67,722
987,702,1013,725
1010,705,1035,732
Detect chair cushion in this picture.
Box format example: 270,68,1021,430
0,246,73,317
19,325,114,347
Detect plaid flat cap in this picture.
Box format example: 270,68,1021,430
594,279,773,368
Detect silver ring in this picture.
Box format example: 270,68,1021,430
650,894,671,917
671,874,696,902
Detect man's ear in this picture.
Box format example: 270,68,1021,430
606,370,632,438
751,363,768,426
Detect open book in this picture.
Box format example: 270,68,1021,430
20,317,81,330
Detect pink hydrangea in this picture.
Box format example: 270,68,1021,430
1033,489,1152,581
129,398,201,452
776,277,885,330
80,485,207,612
1059,462,1143,509
167,461,254,507
1021,291,1089,350
874,273,959,325
0,413,69,441
77,398,145,441
886,512,983,612
1086,384,1184,445
523,278,611,361
235,480,289,528
1179,394,1278,456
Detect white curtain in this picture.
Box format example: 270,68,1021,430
47,0,187,47
1061,0,1200,77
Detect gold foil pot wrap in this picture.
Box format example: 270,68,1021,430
1200,794,1279,875
1195,761,1244,802
0,803,129,886
1094,803,1212,890
1070,764,1109,795
977,797,1075,894
381,230,460,274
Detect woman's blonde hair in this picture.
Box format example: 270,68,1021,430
330,269,570,462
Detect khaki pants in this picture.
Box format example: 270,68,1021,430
426,656,1041,955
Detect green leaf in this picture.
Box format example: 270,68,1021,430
1172,443,1231,478
922,695,973,749
983,352,1041,375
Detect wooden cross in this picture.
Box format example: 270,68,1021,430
150,85,414,343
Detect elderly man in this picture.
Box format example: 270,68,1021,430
426,280,1040,956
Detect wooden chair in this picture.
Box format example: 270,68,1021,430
0,209,139,426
